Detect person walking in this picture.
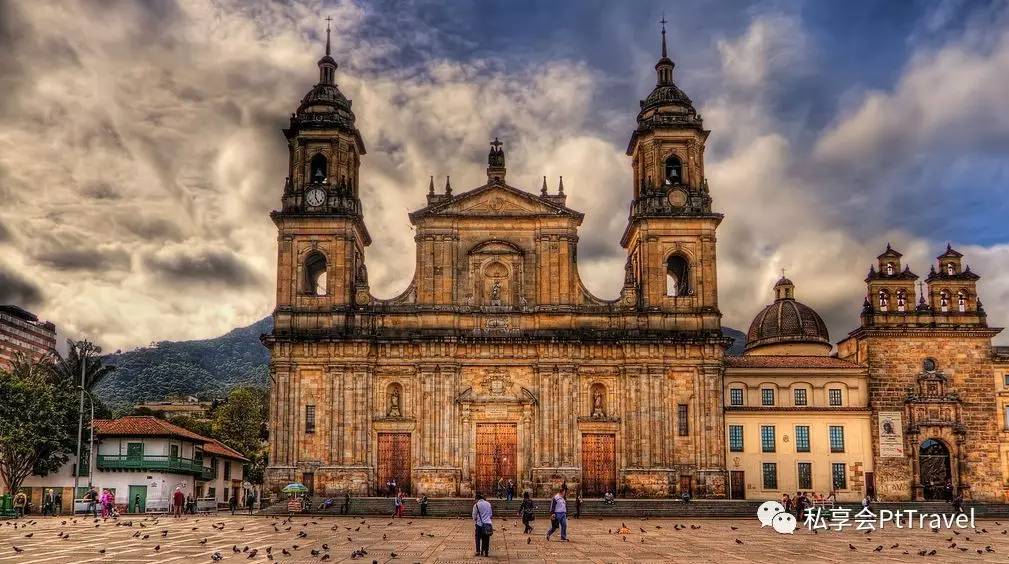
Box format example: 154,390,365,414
229,492,238,515
506,480,515,502
54,490,63,515
99,489,109,518
341,491,351,515
546,488,568,541
172,487,185,518
246,490,256,515
519,491,535,534
393,490,404,518
574,491,582,518
13,491,27,519
84,486,98,518
42,489,55,516
419,494,429,517
472,493,493,557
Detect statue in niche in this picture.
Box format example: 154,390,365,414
356,262,369,285
592,391,605,418
387,386,402,417
490,280,502,306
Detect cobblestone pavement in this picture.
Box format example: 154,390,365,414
2,513,1009,563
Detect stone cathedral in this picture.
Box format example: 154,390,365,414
265,25,1009,501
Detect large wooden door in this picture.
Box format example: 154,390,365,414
475,424,517,495
730,471,745,500
377,433,412,494
581,434,616,497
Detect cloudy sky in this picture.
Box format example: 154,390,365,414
1,0,1008,351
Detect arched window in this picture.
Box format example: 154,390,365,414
666,254,690,297
946,262,956,275
939,290,950,312
957,290,967,312
304,252,328,296
878,289,890,311
664,155,683,185
896,289,907,312
886,262,895,276
310,154,328,184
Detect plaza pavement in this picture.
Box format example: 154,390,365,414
2,513,1009,563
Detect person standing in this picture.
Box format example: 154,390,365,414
84,486,98,518
519,491,535,534
246,490,256,515
13,491,27,519
389,479,397,497
172,487,185,518
546,488,568,541
472,493,493,557
134,493,142,514
229,492,238,515
419,494,429,517
341,491,351,515
42,489,55,516
506,480,515,502
574,491,582,519
54,490,63,515
393,490,404,518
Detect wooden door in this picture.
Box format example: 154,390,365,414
730,471,745,499
128,485,146,514
377,433,412,494
475,424,517,495
581,434,616,497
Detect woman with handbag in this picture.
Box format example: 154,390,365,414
519,491,535,534
472,493,493,557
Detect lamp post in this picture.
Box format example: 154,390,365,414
78,387,97,482
72,340,101,503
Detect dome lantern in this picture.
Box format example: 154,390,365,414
745,276,831,356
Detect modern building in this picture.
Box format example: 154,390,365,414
0,305,56,369
263,22,1007,501
135,396,213,420
18,416,247,514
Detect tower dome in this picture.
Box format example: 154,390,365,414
745,277,831,355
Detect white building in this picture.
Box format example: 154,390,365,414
19,416,248,514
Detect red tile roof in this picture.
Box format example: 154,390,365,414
204,440,249,462
93,416,248,461
724,355,861,369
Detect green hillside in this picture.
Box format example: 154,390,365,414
97,316,746,408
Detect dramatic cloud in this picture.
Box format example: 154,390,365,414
0,1,1006,349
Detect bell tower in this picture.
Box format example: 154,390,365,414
620,18,720,330
271,20,371,332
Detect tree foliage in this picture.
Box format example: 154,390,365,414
0,353,78,494
50,339,116,392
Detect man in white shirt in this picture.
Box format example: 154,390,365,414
546,487,569,541
472,493,493,557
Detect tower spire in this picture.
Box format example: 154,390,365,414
325,16,332,56
317,16,338,85
660,13,668,59
654,15,675,85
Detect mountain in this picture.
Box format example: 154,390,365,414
98,316,273,408
97,316,747,408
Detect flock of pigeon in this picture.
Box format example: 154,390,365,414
4,514,1009,561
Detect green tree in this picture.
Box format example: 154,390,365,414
211,386,268,484
0,353,78,494
169,415,214,438
50,339,115,392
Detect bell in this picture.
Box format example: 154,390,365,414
314,169,325,181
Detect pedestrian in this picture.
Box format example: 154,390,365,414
99,489,109,518
953,491,965,515
42,489,55,516
506,480,515,502
341,491,351,515
944,479,954,503
107,489,116,518
85,486,98,518
393,490,404,518
389,479,397,497
229,492,238,515
546,487,568,541
575,491,582,518
13,491,27,519
603,490,615,505
782,493,792,514
519,491,535,534
134,493,142,514
54,490,63,515
496,477,504,499
472,493,493,557
420,494,429,517
862,493,872,512
246,490,256,515
172,487,185,518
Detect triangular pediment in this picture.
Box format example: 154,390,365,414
410,182,582,221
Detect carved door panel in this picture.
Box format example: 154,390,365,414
581,434,616,497
377,433,411,495
475,424,517,495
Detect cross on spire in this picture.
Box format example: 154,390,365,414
659,13,668,58
325,16,332,56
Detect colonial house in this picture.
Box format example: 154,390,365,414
18,416,248,514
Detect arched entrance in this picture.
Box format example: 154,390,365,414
919,439,951,500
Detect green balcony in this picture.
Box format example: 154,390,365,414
200,466,216,480
97,454,207,476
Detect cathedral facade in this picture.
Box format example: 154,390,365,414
265,25,1008,501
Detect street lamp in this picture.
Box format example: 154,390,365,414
78,386,97,483
72,340,101,504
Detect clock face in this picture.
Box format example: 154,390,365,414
306,188,326,207
667,189,688,208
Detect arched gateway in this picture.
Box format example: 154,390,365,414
918,439,951,501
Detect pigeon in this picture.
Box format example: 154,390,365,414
200,538,208,545
321,555,331,562
890,544,899,549
730,526,738,530
212,553,223,562
233,545,241,553
99,549,106,554
24,533,32,538
154,545,160,551
12,546,24,554
322,544,329,550
874,545,883,552
282,548,291,556
390,552,398,558
735,539,743,545
527,538,532,544
848,544,857,551
243,546,249,553
311,550,321,557
247,549,258,558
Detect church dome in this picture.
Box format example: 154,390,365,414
746,277,830,353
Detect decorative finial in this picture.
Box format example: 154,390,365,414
541,176,548,196
445,175,452,196
660,13,668,59
781,268,786,279
558,176,565,195
325,16,332,57
428,176,435,195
